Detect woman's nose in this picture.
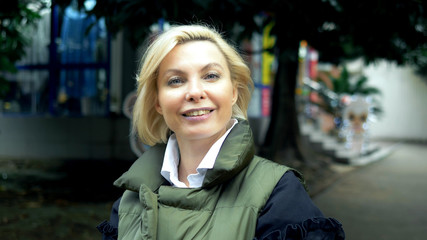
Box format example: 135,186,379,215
185,79,206,102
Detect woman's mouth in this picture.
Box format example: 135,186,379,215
183,110,213,117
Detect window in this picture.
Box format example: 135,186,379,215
2,0,110,116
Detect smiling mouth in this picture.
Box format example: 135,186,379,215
183,110,213,117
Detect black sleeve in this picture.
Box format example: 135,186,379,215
255,171,345,240
97,197,121,240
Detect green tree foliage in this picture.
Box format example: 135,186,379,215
55,0,426,161
56,0,262,47
52,0,427,72
0,0,46,99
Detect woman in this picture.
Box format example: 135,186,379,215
97,24,345,240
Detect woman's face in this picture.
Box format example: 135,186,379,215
156,40,238,144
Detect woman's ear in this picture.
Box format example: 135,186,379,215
232,85,238,105
155,101,163,115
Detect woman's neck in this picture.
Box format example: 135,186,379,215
175,132,225,186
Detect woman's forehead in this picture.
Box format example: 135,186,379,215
158,41,229,74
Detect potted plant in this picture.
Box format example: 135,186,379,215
328,66,382,154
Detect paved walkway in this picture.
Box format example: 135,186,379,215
313,142,427,240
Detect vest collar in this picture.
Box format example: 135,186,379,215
113,119,255,192
203,119,254,188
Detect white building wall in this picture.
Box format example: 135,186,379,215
364,61,427,141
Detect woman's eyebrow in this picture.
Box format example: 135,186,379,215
160,62,225,79
201,62,225,72
161,69,185,79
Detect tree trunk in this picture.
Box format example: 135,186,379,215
259,43,305,162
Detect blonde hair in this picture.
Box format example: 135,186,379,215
133,24,253,146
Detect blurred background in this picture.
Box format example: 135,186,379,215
0,0,426,239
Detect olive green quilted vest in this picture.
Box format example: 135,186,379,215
114,120,291,240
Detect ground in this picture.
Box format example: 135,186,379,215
0,158,129,240
0,155,340,240
313,142,427,240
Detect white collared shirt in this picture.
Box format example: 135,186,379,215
160,119,238,188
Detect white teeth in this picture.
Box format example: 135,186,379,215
184,110,210,117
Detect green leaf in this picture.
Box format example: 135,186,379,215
0,55,18,73
353,76,368,93
0,76,11,99
360,87,381,95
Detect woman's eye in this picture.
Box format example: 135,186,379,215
204,73,220,80
167,77,183,86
